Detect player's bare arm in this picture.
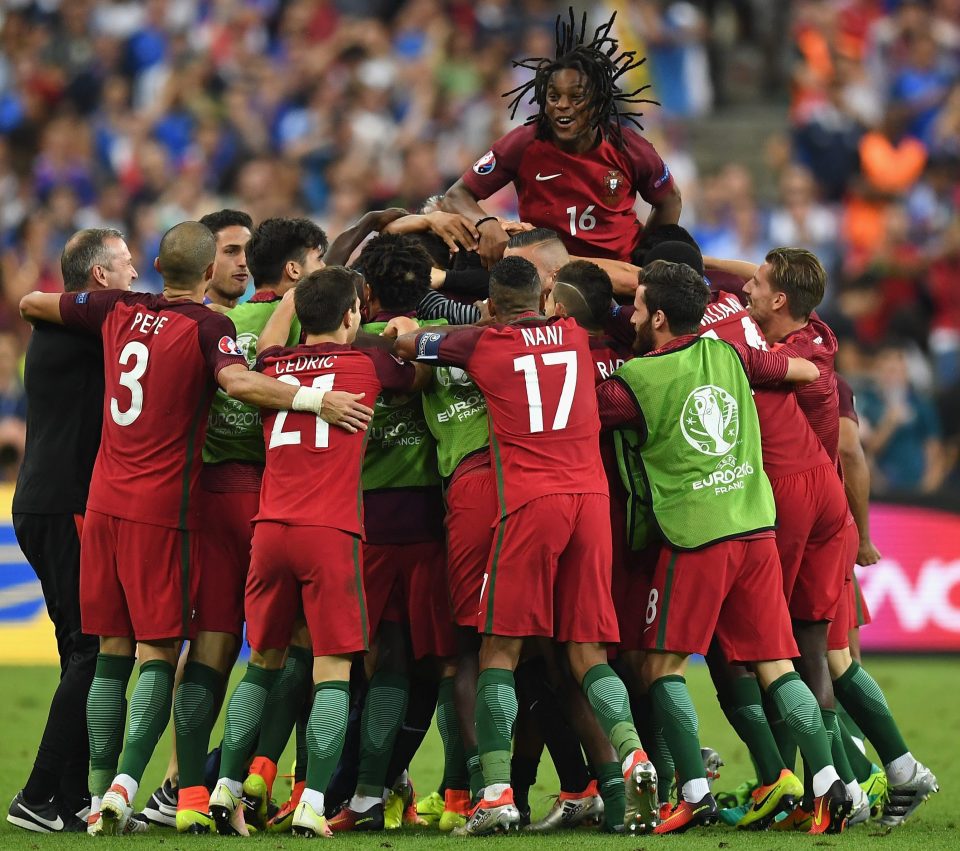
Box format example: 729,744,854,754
324,208,408,266
217,363,373,434
19,291,63,324
256,288,296,355
441,179,508,270
703,255,759,282
384,211,480,254
644,182,683,231
573,255,639,297
838,415,881,566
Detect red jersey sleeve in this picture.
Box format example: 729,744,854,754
196,311,248,379
730,342,790,387
460,125,534,201
59,289,127,333
412,326,485,369
253,345,284,373
621,127,675,205
597,376,644,430
368,349,417,392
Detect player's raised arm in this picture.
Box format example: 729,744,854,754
384,210,480,254
703,255,759,282
731,341,819,386
256,288,297,355
441,179,508,270
324,208,408,266
19,292,64,324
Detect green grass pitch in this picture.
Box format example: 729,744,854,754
0,657,954,850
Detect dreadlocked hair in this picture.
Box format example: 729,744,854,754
503,7,658,150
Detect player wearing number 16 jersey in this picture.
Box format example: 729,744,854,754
210,267,423,838
18,222,371,837
394,255,658,836
442,10,680,268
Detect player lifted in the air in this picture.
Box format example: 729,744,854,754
442,10,681,268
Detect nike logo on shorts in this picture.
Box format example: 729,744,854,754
535,172,562,181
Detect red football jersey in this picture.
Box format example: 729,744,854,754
414,315,608,516
461,124,675,261
776,315,840,463
59,290,247,529
837,374,859,425
255,342,415,534
698,288,831,479
589,334,633,503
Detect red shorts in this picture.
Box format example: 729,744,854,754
771,464,848,622
196,488,259,636
642,536,798,664
80,510,200,641
479,493,619,644
363,540,456,659
445,465,498,628
828,521,871,650
245,522,367,657
610,493,658,653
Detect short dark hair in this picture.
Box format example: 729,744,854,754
61,228,124,291
506,227,563,250
247,217,328,286
641,259,709,335
765,247,826,320
294,267,360,335
408,231,450,270
489,255,541,312
355,233,432,312
198,208,253,237
632,224,699,266
553,260,613,329
643,239,704,277
158,221,216,288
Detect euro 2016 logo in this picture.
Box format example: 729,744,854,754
680,385,739,456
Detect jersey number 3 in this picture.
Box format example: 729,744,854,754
513,352,577,433
111,341,149,426
268,374,336,449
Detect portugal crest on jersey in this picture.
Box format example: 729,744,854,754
602,169,626,200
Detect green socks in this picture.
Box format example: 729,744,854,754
437,676,468,791
648,675,704,785
174,661,225,789
821,708,856,784
837,700,865,741
766,672,832,775
356,671,409,797
466,746,483,798
581,664,641,763
723,676,785,785
220,664,280,781
833,661,909,765
256,645,313,762
306,681,350,794
597,762,626,830
475,668,517,787
117,659,175,784
839,717,875,783
87,654,135,797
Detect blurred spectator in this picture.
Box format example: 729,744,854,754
0,330,26,480
858,340,947,494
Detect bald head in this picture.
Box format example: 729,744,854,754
504,228,570,293
157,221,217,290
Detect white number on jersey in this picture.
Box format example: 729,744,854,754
702,317,768,351
268,373,336,449
565,205,597,237
512,351,578,433
110,341,149,426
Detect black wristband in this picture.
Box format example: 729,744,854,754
475,215,498,229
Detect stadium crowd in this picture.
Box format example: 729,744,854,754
0,0,949,842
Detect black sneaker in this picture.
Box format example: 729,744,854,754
327,801,385,832
7,791,67,833
139,779,178,828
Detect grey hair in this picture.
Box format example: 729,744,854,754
61,228,125,292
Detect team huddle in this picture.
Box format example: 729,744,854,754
7,9,938,843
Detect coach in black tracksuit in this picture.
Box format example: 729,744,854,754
7,228,137,833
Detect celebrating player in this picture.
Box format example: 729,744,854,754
198,209,253,310
18,221,372,836
442,10,681,268
394,255,658,836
